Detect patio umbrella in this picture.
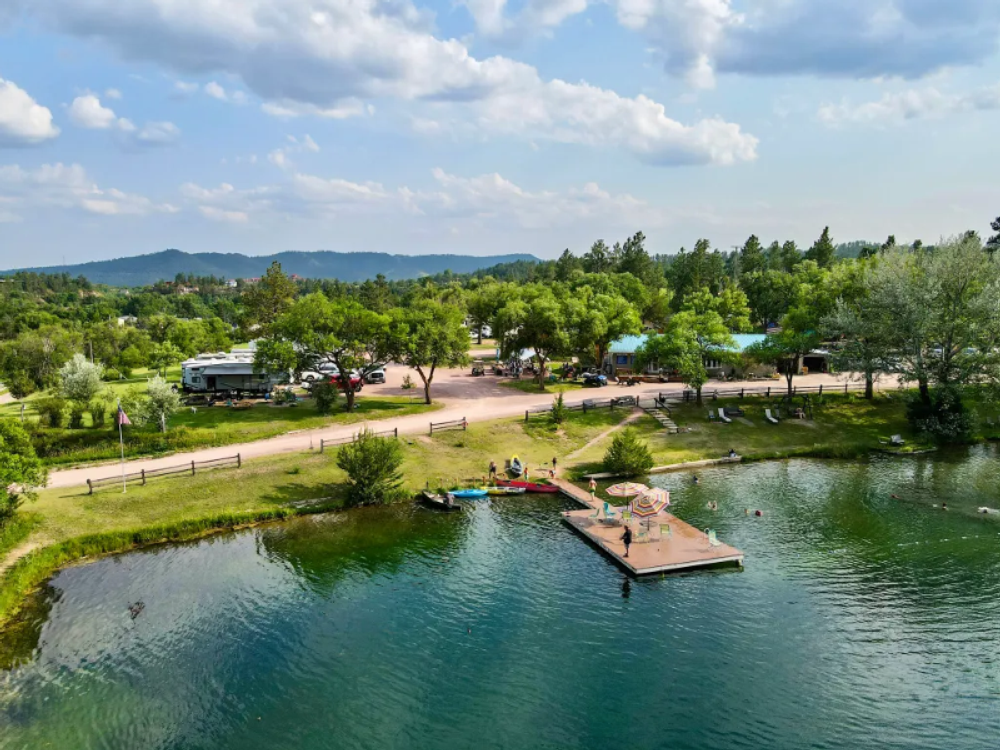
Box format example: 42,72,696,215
605,482,649,498
630,488,670,518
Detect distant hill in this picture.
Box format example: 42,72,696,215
2,249,540,287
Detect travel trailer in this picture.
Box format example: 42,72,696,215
180,348,286,395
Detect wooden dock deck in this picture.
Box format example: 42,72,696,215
551,479,744,576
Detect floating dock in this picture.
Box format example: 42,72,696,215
552,479,744,576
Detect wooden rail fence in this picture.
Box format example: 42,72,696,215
87,454,241,494
319,427,399,453
681,381,869,402
430,417,467,434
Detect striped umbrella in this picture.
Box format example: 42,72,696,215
630,488,670,518
605,482,649,498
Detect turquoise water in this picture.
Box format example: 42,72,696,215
3,449,1000,749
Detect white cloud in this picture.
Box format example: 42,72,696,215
0,162,178,218
460,0,587,42
267,134,322,170
0,77,60,146
174,80,199,95
199,205,249,222
16,0,754,166
105,88,122,100
131,120,181,146
260,99,372,120
819,83,1000,126
204,80,248,104
68,94,122,129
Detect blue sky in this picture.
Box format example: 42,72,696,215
1,0,1000,266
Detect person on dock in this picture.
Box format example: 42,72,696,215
551,456,558,476
589,477,597,498
488,460,497,481
621,525,633,558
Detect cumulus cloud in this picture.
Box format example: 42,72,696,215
0,162,178,218
819,83,1000,126
105,88,122,100
0,77,60,146
68,94,125,129
14,0,754,166
615,0,1000,87
460,0,588,43
204,81,248,104
267,134,322,170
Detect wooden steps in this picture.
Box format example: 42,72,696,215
644,406,679,434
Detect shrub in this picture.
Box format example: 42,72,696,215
69,403,87,429
147,376,181,432
58,353,105,404
0,419,47,527
34,396,67,428
311,381,339,415
603,428,654,477
336,428,405,506
551,392,567,425
401,374,414,390
906,386,972,444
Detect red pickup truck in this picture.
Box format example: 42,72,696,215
327,371,363,392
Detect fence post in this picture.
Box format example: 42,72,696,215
818,384,823,396
740,388,744,398
767,386,770,398
237,453,242,468
463,418,468,431
393,428,398,439
845,383,848,395
141,469,146,486
191,460,196,476
583,402,588,414
87,478,93,495
525,410,529,423
429,423,433,435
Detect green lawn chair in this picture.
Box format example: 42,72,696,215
706,529,721,547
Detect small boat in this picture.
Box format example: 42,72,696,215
481,485,527,496
509,455,524,477
495,479,560,494
449,488,489,499
421,490,463,511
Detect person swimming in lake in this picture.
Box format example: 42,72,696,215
693,476,700,485
728,448,737,458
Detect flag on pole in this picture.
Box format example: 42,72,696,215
117,403,131,426
117,400,129,493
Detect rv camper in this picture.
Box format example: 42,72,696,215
181,349,286,396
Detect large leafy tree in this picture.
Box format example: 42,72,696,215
466,281,507,344
58,353,105,404
0,418,47,525
566,289,642,369
822,284,896,399
738,234,766,277
256,293,405,411
397,301,470,404
0,326,81,398
745,307,822,398
494,284,571,385
742,270,797,331
635,308,734,405
988,215,1000,255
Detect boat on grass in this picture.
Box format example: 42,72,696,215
509,455,524,477
495,479,560,494
421,490,463,511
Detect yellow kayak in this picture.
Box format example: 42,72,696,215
481,486,527,496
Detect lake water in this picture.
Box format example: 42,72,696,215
3,449,1000,749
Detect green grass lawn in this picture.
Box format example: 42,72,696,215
24,395,440,467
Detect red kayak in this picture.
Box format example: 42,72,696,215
496,479,560,493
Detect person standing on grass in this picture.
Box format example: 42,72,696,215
621,525,633,558
488,460,497,481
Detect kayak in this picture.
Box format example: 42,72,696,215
495,479,560,494
481,486,527,496
449,488,489,499
509,455,524,477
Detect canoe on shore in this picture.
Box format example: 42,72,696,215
495,479,560,494
509,455,524,477
421,491,463,511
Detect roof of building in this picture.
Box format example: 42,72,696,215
609,333,768,355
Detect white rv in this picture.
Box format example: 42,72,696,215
181,348,286,395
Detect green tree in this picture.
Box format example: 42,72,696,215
398,301,470,404
257,293,405,412
779,240,801,272
738,234,766,277
822,287,895,399
554,249,582,281
336,428,405,506
311,381,339,415
58,353,105,404
0,326,80,396
988,215,1000,255
149,342,184,377
635,308,734,405
805,227,836,268
0,419,47,526
603,428,654,477
146,376,181,432
742,270,796,331
582,240,614,274
745,308,822,398
240,261,297,337
466,282,506,344
494,284,571,386
567,290,642,369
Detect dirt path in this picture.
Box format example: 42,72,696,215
0,540,45,576
45,372,894,490
566,410,644,461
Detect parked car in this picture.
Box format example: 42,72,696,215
364,368,386,384
582,372,608,387
298,363,337,383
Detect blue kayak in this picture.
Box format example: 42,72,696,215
449,489,489,499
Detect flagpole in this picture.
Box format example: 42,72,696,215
118,399,127,493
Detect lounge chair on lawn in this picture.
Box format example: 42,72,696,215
765,409,779,425
708,410,717,421
890,434,905,446
718,409,732,424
